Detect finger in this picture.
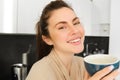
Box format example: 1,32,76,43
90,66,114,80
102,68,120,80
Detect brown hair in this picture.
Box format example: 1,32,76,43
36,0,73,60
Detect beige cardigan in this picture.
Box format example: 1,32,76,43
26,50,89,80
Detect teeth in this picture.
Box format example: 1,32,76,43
69,38,80,43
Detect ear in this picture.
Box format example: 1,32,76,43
42,35,53,45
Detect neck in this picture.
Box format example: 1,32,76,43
53,49,74,72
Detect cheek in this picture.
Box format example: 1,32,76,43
50,32,68,44
55,33,68,41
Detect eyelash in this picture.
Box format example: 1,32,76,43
58,26,66,30
73,21,80,25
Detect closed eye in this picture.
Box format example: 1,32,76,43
73,21,80,25
58,26,66,30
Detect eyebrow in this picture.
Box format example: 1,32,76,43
72,17,79,22
55,17,79,26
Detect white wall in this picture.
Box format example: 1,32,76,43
67,0,92,36
109,0,120,58
109,0,120,79
17,0,52,33
17,0,92,34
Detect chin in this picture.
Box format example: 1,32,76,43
74,47,84,54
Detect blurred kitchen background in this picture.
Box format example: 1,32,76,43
0,0,120,80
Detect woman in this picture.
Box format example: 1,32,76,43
26,1,120,80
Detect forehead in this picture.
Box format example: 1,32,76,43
48,7,77,24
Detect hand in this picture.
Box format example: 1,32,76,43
88,66,120,80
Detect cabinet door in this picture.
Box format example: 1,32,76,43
0,0,3,32
17,0,51,34
91,0,110,36
0,0,17,33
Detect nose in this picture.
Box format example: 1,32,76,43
69,25,79,35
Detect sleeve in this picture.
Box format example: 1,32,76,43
25,61,57,80
25,63,45,80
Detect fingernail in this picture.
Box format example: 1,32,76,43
109,65,114,70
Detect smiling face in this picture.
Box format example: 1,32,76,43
42,7,85,54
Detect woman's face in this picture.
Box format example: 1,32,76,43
43,7,85,54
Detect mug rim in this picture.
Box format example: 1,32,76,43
84,54,119,65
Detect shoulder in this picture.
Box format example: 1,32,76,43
26,57,56,80
33,57,50,68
